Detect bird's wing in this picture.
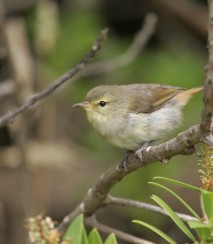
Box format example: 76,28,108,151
127,84,184,113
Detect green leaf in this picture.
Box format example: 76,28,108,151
153,177,201,192
88,228,103,244
149,181,201,220
133,220,177,244
82,226,89,244
151,195,197,242
62,214,85,243
187,220,212,241
201,190,213,224
104,233,117,244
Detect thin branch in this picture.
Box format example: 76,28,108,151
0,28,108,128
57,203,84,233
81,13,157,77
104,195,198,222
85,215,154,244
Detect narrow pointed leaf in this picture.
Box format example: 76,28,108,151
187,220,212,241
104,233,117,244
133,220,177,244
151,195,196,242
201,190,213,224
88,228,103,244
149,181,201,220
82,226,89,244
153,177,200,192
62,214,85,243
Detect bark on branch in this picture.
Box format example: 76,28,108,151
104,195,198,222
201,0,213,134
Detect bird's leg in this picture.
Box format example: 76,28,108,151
182,145,196,155
135,141,152,165
118,150,133,172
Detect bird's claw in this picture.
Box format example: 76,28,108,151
118,158,128,172
182,146,196,155
118,152,131,172
118,142,152,171
161,158,169,164
135,145,151,166
135,148,144,163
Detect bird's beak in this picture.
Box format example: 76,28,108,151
73,101,90,109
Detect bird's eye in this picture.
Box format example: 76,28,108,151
99,101,107,107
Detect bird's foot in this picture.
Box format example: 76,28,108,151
118,151,132,172
161,158,169,164
135,141,152,166
182,146,196,155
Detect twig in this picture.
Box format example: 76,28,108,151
104,195,198,222
57,203,84,233
85,215,154,244
201,0,213,134
81,13,157,77
0,28,108,128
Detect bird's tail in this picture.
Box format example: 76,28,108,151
174,87,203,107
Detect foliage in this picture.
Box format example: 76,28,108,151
27,214,62,243
63,214,117,244
198,144,213,191
133,177,213,244
27,213,117,244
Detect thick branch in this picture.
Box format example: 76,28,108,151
201,0,213,133
0,28,108,128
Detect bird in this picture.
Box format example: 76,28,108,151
73,83,202,168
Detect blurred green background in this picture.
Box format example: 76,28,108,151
0,0,208,243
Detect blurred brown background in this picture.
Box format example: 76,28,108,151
0,0,208,243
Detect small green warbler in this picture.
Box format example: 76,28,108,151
73,84,202,151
